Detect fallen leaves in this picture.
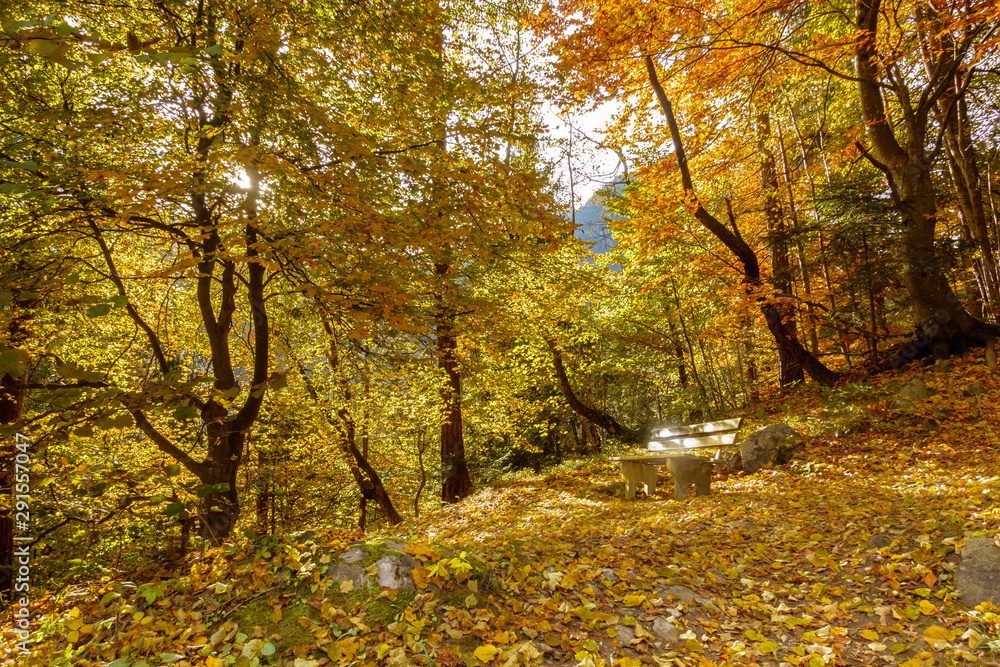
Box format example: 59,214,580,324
5,357,1000,666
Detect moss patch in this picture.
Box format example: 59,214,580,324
231,598,320,652
365,589,416,627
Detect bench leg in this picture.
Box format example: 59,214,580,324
640,463,658,496
668,457,713,500
695,469,711,496
619,461,639,499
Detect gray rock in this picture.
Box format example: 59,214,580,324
964,380,985,396
739,423,801,474
383,539,409,552
290,529,317,544
340,546,366,564
891,378,930,409
955,537,1000,606
614,624,635,645
651,617,679,643
327,564,370,592
661,585,696,602
375,553,418,591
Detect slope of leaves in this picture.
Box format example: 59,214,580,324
3,355,1000,666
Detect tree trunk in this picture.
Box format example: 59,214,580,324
855,0,1000,358
788,106,852,366
0,367,25,603
758,111,804,386
644,55,838,385
776,119,821,354
436,268,472,503
304,316,404,525
545,337,642,442
1,297,35,602
337,409,403,524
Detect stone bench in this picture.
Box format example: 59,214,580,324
613,418,743,499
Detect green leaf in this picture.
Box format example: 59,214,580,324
87,52,113,66
196,484,216,498
214,483,231,493
86,303,112,317
0,350,29,378
0,159,37,172
205,44,224,55
172,405,200,420
261,642,276,656
96,412,133,429
164,502,184,517
164,464,181,476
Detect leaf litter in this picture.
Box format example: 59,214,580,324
3,354,1000,666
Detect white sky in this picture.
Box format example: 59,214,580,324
546,100,626,209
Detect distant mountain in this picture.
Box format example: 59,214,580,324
570,188,623,255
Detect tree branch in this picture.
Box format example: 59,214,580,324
88,220,171,375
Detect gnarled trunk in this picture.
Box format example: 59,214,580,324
644,55,837,385
855,0,1000,359
545,337,642,443
1,296,36,602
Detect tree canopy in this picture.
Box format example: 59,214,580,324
2,0,1000,662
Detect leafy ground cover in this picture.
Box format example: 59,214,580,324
3,355,1000,666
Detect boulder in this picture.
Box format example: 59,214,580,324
963,380,985,396
613,624,635,645
954,537,1000,606
651,617,679,643
327,564,370,592
375,552,418,591
738,423,801,474
340,546,366,564
661,585,696,602
329,541,418,592
891,378,929,409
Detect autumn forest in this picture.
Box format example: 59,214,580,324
2,0,1000,665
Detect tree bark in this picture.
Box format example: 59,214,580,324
436,272,472,503
545,337,642,442
758,111,805,386
306,316,404,525
855,0,1000,355
336,409,403,524
644,55,838,385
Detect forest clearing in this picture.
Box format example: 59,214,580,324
3,353,1000,666
3,0,1000,665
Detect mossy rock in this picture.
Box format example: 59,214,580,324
231,599,320,654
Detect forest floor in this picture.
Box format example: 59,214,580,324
3,353,1000,667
